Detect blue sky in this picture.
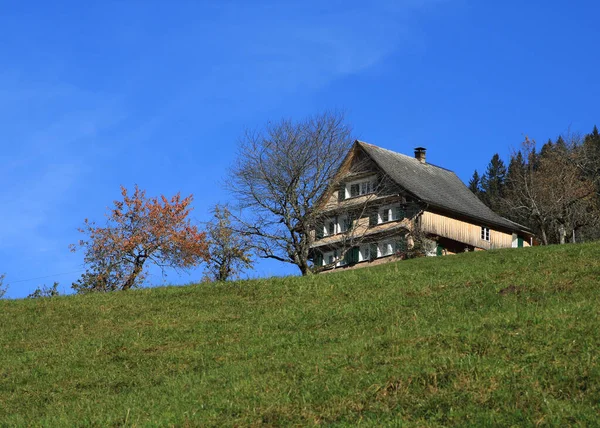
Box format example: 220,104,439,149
2,0,599,298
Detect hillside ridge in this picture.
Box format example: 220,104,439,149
1,243,599,425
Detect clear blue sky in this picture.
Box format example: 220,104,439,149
2,1,599,298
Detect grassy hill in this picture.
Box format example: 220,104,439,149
1,243,600,426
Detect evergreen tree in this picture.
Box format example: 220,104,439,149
539,139,554,160
528,146,539,171
583,124,600,197
589,125,600,142
554,135,568,155
480,153,507,211
583,125,600,164
468,170,482,197
506,151,525,191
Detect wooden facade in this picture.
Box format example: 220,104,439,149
309,141,533,271
420,211,529,250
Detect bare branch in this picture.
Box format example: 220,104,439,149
227,111,354,275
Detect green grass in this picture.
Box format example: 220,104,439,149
1,243,600,426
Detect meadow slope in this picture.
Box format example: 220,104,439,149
1,243,599,426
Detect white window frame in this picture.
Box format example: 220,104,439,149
323,250,336,267
323,215,351,237
345,176,377,198
423,238,437,256
324,219,335,237
481,226,490,242
339,214,350,233
378,240,395,257
378,204,402,224
359,244,371,262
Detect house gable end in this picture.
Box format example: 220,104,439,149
316,141,424,212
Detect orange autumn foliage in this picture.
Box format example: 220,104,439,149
71,185,209,292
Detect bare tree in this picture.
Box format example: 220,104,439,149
203,205,254,282
504,136,597,245
0,274,7,299
227,111,354,275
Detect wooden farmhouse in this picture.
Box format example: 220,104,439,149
310,141,533,271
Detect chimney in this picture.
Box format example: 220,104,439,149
414,147,427,164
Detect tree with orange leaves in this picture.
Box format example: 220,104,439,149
71,185,209,293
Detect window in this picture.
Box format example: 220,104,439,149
395,239,407,253
340,215,351,233
323,250,336,266
423,238,437,256
385,242,394,256
379,241,394,257
322,250,350,267
361,181,372,195
327,221,335,236
481,226,490,241
377,204,404,224
345,176,376,198
323,216,352,236
361,245,369,261
358,244,377,262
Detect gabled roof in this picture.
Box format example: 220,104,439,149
356,141,528,233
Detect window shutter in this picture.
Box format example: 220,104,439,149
369,243,378,261
338,183,346,202
314,252,323,267
328,221,335,236
395,206,405,220
346,213,355,232
351,247,360,264
315,224,324,240
369,212,378,227
340,215,348,233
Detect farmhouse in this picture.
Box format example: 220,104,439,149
310,141,533,270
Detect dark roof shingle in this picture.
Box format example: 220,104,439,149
358,141,526,232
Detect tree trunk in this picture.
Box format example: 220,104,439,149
540,227,549,246
122,260,144,290
558,223,566,245
298,260,313,276
218,261,229,282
